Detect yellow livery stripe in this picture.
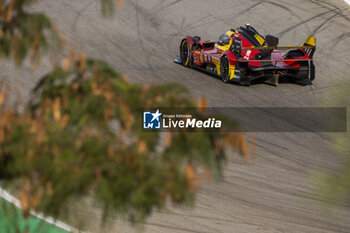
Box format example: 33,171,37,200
254,34,265,45
229,65,236,80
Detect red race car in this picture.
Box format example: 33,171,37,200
175,24,316,86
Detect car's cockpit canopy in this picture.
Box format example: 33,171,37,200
217,33,231,46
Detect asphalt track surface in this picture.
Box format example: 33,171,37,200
2,0,350,232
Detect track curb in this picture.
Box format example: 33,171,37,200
0,187,84,233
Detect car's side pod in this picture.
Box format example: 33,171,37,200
303,36,316,58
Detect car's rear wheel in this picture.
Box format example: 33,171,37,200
296,61,315,85
220,56,230,83
180,40,191,67
309,61,315,81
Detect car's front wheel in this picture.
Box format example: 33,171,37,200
180,40,191,67
220,56,230,83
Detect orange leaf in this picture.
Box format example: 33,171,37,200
0,91,4,107
62,57,70,71
138,140,148,154
197,97,208,112
60,114,69,127
53,98,61,121
79,52,86,72
122,75,129,83
108,145,114,158
5,2,13,22
116,0,123,9
165,132,172,148
185,165,200,193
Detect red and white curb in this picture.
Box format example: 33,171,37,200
0,187,84,233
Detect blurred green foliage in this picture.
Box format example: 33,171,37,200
0,0,61,67
0,55,247,223
0,0,248,228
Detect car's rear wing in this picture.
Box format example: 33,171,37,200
241,45,314,50
231,36,316,58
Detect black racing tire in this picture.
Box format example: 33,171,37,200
220,56,230,83
310,61,315,81
298,62,309,80
180,40,191,67
296,61,314,85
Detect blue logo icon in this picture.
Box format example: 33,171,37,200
143,110,162,129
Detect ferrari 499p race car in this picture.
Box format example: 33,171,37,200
175,24,316,86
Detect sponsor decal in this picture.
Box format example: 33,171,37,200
244,50,252,60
